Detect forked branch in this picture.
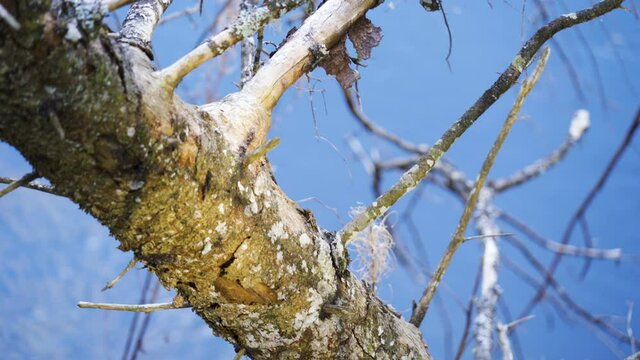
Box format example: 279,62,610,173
158,0,306,89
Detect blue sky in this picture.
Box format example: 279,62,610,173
1,0,639,359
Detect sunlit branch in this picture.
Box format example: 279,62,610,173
158,0,306,89
338,0,623,245
409,48,550,328
490,109,590,192
522,107,640,317
239,0,379,110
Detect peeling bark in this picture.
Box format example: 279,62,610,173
0,1,429,358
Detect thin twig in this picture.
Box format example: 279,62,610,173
338,0,624,245
453,261,483,360
0,4,20,30
77,301,188,312
463,233,512,242
0,175,59,196
0,171,40,198
343,88,428,154
522,107,640,317
102,257,138,291
498,210,623,260
409,48,551,328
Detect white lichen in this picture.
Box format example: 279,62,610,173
268,222,286,242
348,206,395,286
65,21,83,42
293,288,324,331
215,222,228,235
201,237,213,255
298,233,312,247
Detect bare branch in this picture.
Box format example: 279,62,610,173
498,210,623,260
0,171,40,198
522,107,640,316
77,301,189,312
504,235,640,347
343,88,429,154
245,137,280,165
338,0,624,245
409,48,550,328
239,0,380,110
0,175,59,196
490,109,590,192
102,257,137,291
158,0,306,89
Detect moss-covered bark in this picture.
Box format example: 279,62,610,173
0,1,429,358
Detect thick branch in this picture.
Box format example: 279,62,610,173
118,0,173,57
240,0,380,110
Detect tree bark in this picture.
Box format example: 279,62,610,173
0,1,430,358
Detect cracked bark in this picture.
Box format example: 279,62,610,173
0,1,429,358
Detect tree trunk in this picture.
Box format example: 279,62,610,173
0,1,430,358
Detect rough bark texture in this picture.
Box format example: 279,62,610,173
0,1,430,358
